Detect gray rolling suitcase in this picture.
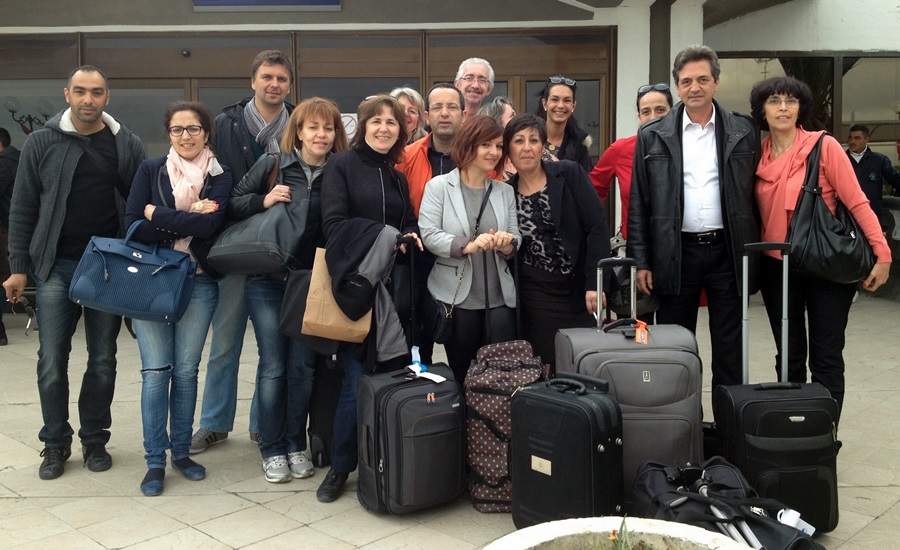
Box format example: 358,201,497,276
556,257,703,509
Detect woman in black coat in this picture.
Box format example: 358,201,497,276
504,113,609,371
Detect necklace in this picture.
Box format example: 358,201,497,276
770,135,795,159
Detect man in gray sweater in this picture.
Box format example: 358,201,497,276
2,66,146,480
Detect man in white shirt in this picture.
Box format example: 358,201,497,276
627,45,760,396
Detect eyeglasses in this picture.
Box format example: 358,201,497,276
404,107,420,118
765,97,800,107
638,83,670,94
168,125,203,137
10,296,36,336
460,75,491,86
549,76,577,87
428,103,462,113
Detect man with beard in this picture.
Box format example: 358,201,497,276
396,83,466,364
455,58,494,121
189,50,297,458
3,66,146,480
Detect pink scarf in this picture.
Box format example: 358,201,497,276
165,146,223,254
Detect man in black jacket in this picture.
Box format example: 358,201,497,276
190,50,296,455
628,45,760,396
0,127,20,346
846,124,900,229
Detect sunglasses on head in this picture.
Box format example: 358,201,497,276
549,76,577,87
638,83,670,94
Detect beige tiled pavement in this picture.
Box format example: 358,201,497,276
0,293,898,548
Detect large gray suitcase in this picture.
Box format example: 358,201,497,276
555,257,703,509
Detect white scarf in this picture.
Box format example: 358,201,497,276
165,146,224,254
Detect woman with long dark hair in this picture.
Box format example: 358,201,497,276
750,76,890,419
534,75,593,172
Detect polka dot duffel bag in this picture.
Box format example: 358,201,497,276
464,340,550,512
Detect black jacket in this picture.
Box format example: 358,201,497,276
0,145,20,228
211,98,295,186
558,121,594,173
509,159,610,308
627,101,761,295
847,147,900,218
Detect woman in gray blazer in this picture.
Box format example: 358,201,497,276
418,115,520,381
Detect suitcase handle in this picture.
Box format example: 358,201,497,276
602,318,635,333
547,378,588,395
555,371,610,392
755,382,802,391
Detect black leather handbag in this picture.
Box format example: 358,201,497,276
207,154,310,275
786,134,876,284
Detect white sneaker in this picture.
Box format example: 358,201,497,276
262,455,292,483
288,451,314,479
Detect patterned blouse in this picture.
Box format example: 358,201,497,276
516,186,572,275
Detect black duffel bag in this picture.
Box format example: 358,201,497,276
632,456,825,550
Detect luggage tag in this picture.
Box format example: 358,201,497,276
406,347,447,383
634,320,649,345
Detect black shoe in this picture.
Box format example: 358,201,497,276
316,469,349,503
82,443,112,472
0,320,7,346
39,447,71,480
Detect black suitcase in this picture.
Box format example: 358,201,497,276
511,372,624,528
356,363,466,514
715,242,840,533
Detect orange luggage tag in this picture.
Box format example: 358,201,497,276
634,320,649,345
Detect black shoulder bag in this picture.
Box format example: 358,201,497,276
786,134,876,284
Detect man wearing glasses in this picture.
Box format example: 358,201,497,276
396,82,466,365
3,66,146,480
454,57,494,120
628,45,760,402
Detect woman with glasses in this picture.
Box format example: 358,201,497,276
228,97,349,484
534,75,593,173
418,115,520,382
504,113,609,372
390,87,427,144
317,94,422,503
590,83,673,240
750,76,890,420
124,101,232,496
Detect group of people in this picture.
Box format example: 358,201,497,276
1,44,895,505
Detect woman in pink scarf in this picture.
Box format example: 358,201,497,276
751,76,890,419
124,101,232,496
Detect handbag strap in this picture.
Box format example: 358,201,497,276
265,153,281,192
446,183,495,314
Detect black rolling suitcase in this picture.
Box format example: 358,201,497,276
555,257,703,509
510,372,624,528
356,363,466,514
715,242,840,533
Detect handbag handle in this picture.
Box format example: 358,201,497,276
547,378,587,395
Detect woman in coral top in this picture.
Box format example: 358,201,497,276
750,76,891,418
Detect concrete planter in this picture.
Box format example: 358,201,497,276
485,516,749,550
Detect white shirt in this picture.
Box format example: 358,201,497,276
681,106,723,232
849,148,866,163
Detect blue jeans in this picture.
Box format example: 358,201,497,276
197,274,258,433
134,274,217,469
245,276,316,459
330,352,369,473
35,258,122,448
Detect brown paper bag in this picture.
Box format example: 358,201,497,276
301,248,372,343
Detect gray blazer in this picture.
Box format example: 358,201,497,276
418,168,520,308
